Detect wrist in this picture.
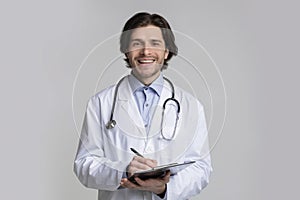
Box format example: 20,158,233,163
156,184,167,198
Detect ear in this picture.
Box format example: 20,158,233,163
164,49,169,59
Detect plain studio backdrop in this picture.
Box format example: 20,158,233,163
0,0,299,199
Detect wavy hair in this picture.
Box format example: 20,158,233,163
120,12,178,70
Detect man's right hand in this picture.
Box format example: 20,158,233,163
126,156,157,177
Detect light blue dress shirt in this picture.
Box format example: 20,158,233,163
128,73,164,133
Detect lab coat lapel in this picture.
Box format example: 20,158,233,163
114,76,146,137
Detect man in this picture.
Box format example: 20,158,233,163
74,12,212,199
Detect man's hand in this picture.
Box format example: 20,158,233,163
121,156,171,195
126,156,157,177
120,171,171,195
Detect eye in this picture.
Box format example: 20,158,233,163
132,41,141,46
152,42,161,46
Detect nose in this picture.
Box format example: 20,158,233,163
140,43,152,56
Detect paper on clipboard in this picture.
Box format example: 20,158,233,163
128,161,195,183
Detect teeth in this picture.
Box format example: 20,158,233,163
140,60,153,63
138,59,155,64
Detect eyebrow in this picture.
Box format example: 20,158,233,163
130,38,164,43
151,39,163,43
130,39,143,42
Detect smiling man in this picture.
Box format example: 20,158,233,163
126,25,169,85
74,12,212,200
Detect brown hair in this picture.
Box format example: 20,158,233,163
120,12,178,69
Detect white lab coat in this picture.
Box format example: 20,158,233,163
74,75,212,200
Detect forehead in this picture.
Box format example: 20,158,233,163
130,25,164,41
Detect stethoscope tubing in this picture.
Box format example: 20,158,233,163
106,75,180,140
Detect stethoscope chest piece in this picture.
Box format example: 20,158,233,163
106,120,116,129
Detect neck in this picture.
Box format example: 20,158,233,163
131,73,160,86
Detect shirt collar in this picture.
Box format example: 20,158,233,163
128,72,164,96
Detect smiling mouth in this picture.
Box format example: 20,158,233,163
137,58,156,64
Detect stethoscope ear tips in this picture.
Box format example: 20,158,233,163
106,120,116,129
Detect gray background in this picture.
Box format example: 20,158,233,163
1,0,299,199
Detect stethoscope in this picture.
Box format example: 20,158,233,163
106,76,180,140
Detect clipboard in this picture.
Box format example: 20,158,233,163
128,161,195,184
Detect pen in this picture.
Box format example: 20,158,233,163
130,148,144,157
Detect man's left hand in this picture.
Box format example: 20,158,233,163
120,171,171,195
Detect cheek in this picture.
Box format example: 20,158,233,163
126,53,134,62
127,51,138,60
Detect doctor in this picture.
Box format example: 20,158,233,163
74,12,212,199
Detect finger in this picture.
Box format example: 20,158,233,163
133,156,157,168
120,178,140,189
135,176,164,187
129,159,150,171
163,171,171,178
134,177,146,187
145,159,157,168
162,171,171,183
